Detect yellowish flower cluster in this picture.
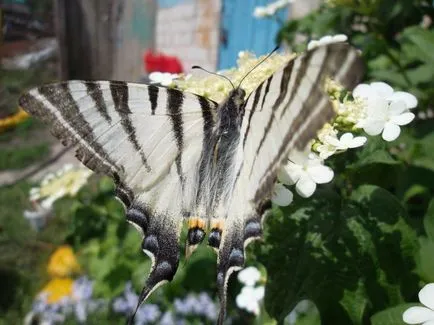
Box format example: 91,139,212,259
30,164,93,209
175,51,295,103
0,107,29,133
40,245,81,304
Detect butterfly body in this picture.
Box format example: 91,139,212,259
19,43,364,324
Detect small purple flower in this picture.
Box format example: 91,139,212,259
72,276,93,300
173,292,218,321
112,282,139,314
135,304,161,325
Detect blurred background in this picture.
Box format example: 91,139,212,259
1,0,433,324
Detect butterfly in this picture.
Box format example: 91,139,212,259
19,42,363,324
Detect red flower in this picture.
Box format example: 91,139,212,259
144,50,183,74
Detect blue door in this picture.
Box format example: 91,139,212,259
218,0,288,70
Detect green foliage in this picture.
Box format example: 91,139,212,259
258,185,419,324
0,143,50,170
265,1,434,323
370,303,418,325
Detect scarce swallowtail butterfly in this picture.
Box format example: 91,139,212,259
19,42,363,324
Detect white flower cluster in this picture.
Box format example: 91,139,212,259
307,34,348,50
253,0,294,18
271,35,418,206
236,267,265,315
29,164,92,209
24,164,92,230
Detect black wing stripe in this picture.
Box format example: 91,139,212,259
34,83,118,175
167,88,185,186
110,81,152,173
278,50,314,120
148,85,159,115
260,75,273,109
242,83,263,148
85,82,112,123
252,60,295,160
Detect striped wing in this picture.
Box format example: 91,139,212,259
19,81,218,307
215,43,364,322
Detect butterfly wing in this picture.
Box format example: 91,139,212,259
19,80,218,310
215,43,364,322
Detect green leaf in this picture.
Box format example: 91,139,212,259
371,303,418,325
416,237,434,283
402,26,434,65
259,185,419,324
349,138,400,168
424,199,434,241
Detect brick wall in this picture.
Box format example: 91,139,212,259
155,0,221,72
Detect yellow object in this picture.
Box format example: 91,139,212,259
47,245,81,278
0,107,30,133
40,278,74,304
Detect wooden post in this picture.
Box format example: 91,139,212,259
54,0,155,81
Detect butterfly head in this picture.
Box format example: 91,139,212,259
228,87,246,107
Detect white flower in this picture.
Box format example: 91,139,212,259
149,72,179,86
253,0,293,18
307,34,348,50
354,82,416,142
238,266,261,287
403,283,434,325
279,152,334,198
271,183,294,206
318,132,367,158
236,286,265,315
23,203,52,231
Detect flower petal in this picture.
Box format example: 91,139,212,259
370,82,394,98
254,286,265,300
389,91,418,109
423,320,434,325
420,284,434,310
363,120,385,136
339,132,354,145
238,266,261,286
308,165,334,184
277,167,294,185
389,100,408,116
390,112,415,126
295,175,317,198
382,122,401,142
403,306,434,324
348,136,367,148
272,183,293,206
307,40,319,50
283,163,303,184
333,34,348,43
353,84,371,99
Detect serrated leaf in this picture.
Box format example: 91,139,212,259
259,185,419,324
349,138,400,169
370,303,418,325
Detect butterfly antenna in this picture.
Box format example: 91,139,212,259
238,45,280,88
192,65,235,90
